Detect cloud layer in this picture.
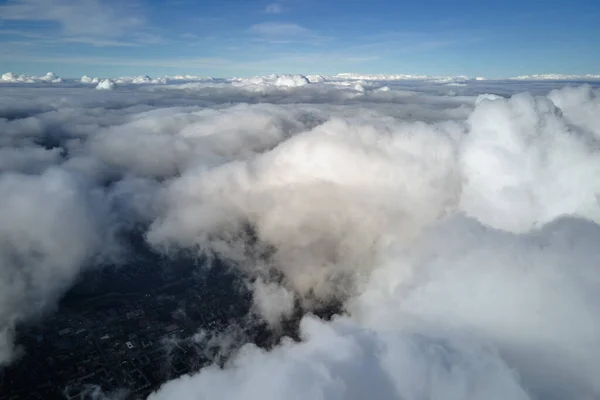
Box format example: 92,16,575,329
0,75,599,400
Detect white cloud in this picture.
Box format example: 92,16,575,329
265,2,284,14
0,0,160,48
0,0,144,38
461,91,600,232
232,74,310,88
0,71,62,83
96,79,116,90
0,168,115,365
145,82,600,399
149,316,531,400
147,114,461,304
0,26,144,47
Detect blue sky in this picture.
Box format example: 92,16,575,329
0,0,599,78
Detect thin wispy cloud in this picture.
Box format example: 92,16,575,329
249,22,331,45
61,37,140,47
0,28,144,48
132,32,167,45
5,50,372,73
5,54,230,69
265,3,285,14
0,0,161,49
0,28,51,40
0,0,143,37
250,22,312,37
0,27,141,48
180,33,200,40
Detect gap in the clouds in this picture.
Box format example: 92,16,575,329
6,225,343,399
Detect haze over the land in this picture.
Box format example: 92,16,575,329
0,73,599,399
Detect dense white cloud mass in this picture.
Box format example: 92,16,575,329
0,74,599,399
231,74,311,89
81,74,98,84
461,92,600,232
147,115,462,305
1,71,62,83
349,215,600,399
144,81,600,400
96,79,116,90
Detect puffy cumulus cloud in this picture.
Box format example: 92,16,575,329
146,83,600,400
547,84,600,138
1,72,35,83
87,103,323,179
147,116,462,307
274,74,310,87
461,89,600,232
231,74,311,90
96,79,116,90
1,71,62,84
81,75,100,84
349,215,600,399
0,168,113,365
